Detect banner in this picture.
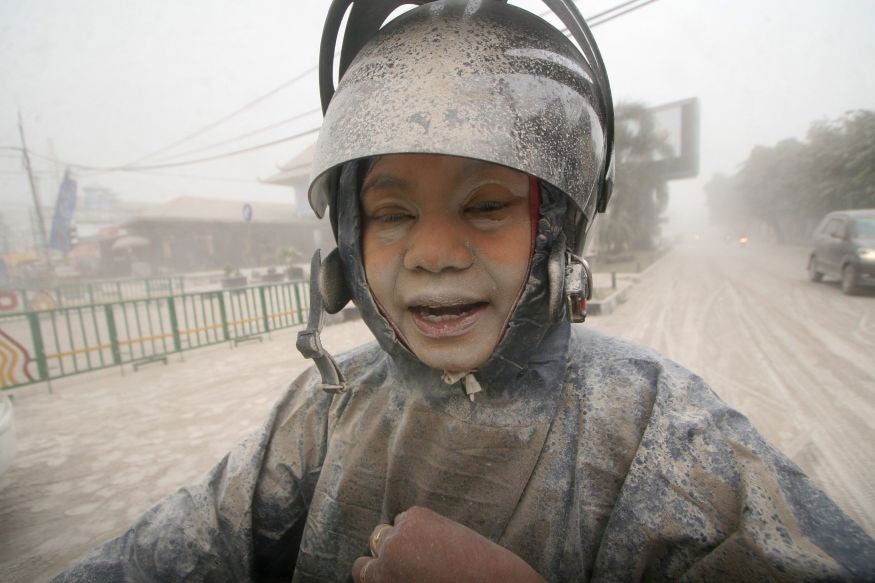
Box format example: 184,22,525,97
48,170,78,252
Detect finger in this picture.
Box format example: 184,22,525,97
352,556,377,583
369,523,394,557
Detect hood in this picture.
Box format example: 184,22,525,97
332,160,571,394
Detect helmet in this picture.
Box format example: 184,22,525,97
309,0,614,256
297,0,614,391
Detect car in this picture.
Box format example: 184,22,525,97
0,394,16,479
808,209,875,294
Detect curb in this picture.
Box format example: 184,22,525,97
587,285,631,316
587,248,672,317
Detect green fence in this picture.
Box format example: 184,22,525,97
0,280,309,390
0,276,186,313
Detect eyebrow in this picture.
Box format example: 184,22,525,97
361,174,412,198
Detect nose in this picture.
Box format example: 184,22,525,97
402,215,474,273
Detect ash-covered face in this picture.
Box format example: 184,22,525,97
361,154,532,373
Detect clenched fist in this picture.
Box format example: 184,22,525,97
352,506,544,583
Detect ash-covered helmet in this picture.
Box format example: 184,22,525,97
298,0,615,391
308,0,615,256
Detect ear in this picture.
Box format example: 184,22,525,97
320,247,352,314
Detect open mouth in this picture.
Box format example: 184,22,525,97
408,301,488,337
411,302,487,320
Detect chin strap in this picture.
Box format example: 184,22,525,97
296,250,347,394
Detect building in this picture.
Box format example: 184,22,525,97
260,143,317,217
119,196,332,275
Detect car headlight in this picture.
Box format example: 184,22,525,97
858,248,875,261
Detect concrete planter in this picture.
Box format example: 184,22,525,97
221,276,248,289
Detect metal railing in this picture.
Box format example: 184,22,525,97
0,280,309,390
0,276,186,313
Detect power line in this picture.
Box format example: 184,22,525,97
118,170,262,184
538,0,641,22
115,126,321,172
588,0,646,22
96,1,661,173
148,106,321,164
119,65,317,168
579,0,663,29
7,122,318,173
592,0,662,25
9,3,657,177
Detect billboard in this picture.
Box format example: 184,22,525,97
646,97,700,181
48,171,78,253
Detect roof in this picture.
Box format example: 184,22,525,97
261,143,315,186
125,196,310,225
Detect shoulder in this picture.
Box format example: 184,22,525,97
565,324,711,405
335,340,390,384
568,324,692,372
274,341,388,420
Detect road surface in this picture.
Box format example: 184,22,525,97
0,240,872,581
587,239,875,537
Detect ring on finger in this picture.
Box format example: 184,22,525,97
370,524,392,556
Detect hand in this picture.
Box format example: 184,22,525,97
351,506,544,583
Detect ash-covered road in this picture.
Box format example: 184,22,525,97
588,239,875,535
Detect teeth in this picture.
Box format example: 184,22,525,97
414,303,480,321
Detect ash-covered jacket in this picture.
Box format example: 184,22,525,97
53,326,875,582
54,167,875,581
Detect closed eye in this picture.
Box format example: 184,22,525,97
465,201,508,214
373,212,414,224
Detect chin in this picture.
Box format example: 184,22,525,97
409,339,492,373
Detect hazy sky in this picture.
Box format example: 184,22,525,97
2,0,874,237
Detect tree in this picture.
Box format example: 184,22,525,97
597,103,672,254
706,109,875,242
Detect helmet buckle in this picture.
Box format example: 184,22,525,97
565,252,592,323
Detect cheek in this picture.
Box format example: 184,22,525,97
362,230,401,304
474,216,532,271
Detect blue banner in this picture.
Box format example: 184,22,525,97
48,171,78,252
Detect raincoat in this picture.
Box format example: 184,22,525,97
54,169,875,581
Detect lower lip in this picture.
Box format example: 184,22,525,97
409,304,487,338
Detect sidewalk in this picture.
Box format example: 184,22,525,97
0,320,375,582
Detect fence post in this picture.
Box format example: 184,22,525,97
167,297,182,353
217,292,230,341
104,304,122,365
26,311,49,382
292,283,304,324
144,278,151,299
88,283,96,305
259,286,270,333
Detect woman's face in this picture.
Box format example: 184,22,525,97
361,154,532,373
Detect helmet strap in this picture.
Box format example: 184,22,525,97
296,250,347,394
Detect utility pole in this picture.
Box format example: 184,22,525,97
18,111,52,270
